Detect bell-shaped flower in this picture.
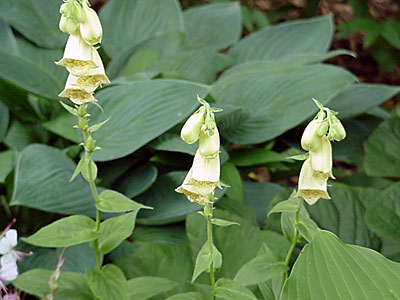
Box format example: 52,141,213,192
301,112,324,152
59,14,78,35
74,50,110,92
309,136,334,182
56,33,98,77
180,108,205,144
296,158,330,205
79,1,103,45
59,74,97,105
199,127,220,159
176,150,220,203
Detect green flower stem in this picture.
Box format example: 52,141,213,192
205,197,216,300
78,104,102,272
281,198,303,289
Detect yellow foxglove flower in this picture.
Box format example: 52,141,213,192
59,14,78,35
59,74,97,105
176,150,220,203
309,136,334,181
75,49,110,92
301,112,324,152
328,115,346,141
79,1,103,45
180,108,205,144
56,33,97,76
199,127,220,159
296,158,330,205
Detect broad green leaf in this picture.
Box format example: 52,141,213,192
132,225,187,245
13,269,93,300
220,162,243,202
215,278,257,300
88,80,209,161
280,230,400,300
19,243,97,274
381,19,400,49
151,133,197,155
268,196,298,216
114,242,193,287
166,292,206,300
24,215,98,247
97,190,150,213
307,183,380,248
136,171,223,225
107,32,185,79
329,84,400,119
100,0,183,57
183,2,241,50
3,120,41,151
192,241,222,283
128,276,178,300
229,148,286,166
0,150,14,183
0,17,18,54
114,164,158,198
211,64,355,144
86,264,128,300
186,211,290,279
228,15,333,63
365,182,400,242
243,181,284,227
98,211,139,254
364,117,400,178
234,256,288,286
0,0,66,48
11,144,97,216
42,111,81,143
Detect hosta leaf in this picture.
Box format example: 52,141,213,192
228,15,333,63
211,64,355,144
183,2,241,50
88,80,209,161
100,0,183,57
280,230,400,300
128,276,178,300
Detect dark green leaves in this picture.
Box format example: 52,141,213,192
215,278,257,300
24,215,98,247
97,190,150,213
192,241,222,283
128,277,178,300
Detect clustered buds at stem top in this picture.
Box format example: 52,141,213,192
297,99,346,205
176,97,223,203
56,0,109,105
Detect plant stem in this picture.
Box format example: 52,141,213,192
205,199,216,300
281,198,303,289
78,104,102,272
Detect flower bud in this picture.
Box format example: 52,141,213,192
56,34,98,77
317,120,329,136
296,158,330,205
328,115,346,141
199,127,220,159
309,136,334,181
79,1,103,45
180,108,205,144
59,14,78,35
301,113,324,151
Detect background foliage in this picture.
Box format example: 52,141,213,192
0,0,400,299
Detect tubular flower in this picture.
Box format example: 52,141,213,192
79,1,103,45
309,136,334,182
180,107,205,144
59,74,97,104
199,127,220,159
296,158,330,205
176,150,221,203
56,33,98,77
